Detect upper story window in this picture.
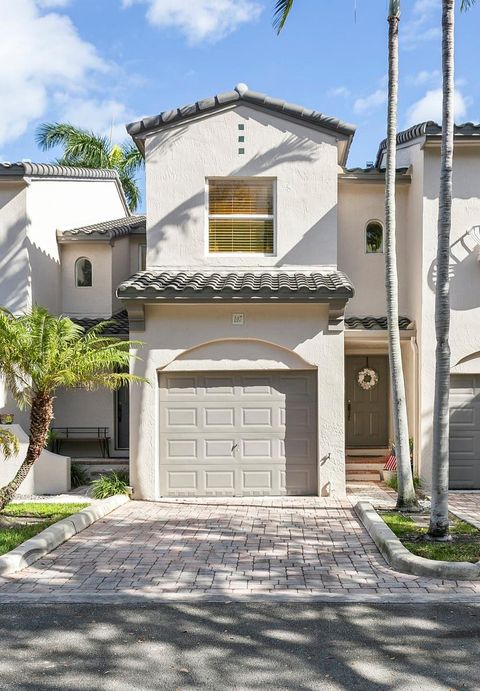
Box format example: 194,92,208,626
138,244,147,271
75,257,92,287
208,178,274,254
365,221,384,254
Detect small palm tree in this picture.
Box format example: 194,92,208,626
428,0,475,538
273,0,417,509
35,123,143,211
0,307,146,510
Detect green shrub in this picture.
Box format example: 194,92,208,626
70,462,89,489
384,473,421,491
91,471,130,499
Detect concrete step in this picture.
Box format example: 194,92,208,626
346,448,389,457
346,462,384,472
346,469,382,482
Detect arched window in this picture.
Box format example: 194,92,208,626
75,257,92,287
365,220,384,254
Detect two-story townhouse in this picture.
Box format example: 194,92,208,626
0,163,143,468
2,84,480,497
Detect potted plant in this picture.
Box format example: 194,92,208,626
0,413,14,425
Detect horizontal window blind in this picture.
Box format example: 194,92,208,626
208,178,274,253
209,219,274,253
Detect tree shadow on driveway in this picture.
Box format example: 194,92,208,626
0,602,478,690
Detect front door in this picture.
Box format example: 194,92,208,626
116,384,130,450
346,355,389,448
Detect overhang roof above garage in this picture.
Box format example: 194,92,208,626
117,269,354,302
117,269,354,331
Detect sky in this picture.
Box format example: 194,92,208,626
1,0,479,209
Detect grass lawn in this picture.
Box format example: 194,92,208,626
381,511,480,563
0,503,89,557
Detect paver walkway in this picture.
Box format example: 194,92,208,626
1,489,480,602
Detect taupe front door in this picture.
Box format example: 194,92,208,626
346,356,389,448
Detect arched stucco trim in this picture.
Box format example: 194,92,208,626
452,350,480,374
160,337,316,372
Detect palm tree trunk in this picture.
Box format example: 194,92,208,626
0,393,53,511
428,0,455,539
385,5,418,511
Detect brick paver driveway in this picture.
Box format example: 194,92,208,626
1,492,480,602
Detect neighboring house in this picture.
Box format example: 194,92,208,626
2,85,480,497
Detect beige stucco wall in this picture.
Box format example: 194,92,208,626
0,425,70,495
338,182,409,317
26,178,128,313
417,146,480,486
60,242,113,317
0,182,28,313
144,105,339,269
129,302,345,499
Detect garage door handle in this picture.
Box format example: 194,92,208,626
347,400,351,421
231,443,238,454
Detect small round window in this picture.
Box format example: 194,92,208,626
75,257,92,287
366,221,384,254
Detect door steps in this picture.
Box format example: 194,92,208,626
346,455,386,482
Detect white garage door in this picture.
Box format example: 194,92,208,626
449,374,480,489
158,371,317,497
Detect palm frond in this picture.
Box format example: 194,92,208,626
119,172,141,211
35,123,111,168
0,429,19,458
121,143,144,175
273,0,295,33
0,306,148,402
461,0,477,8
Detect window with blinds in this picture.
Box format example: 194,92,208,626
208,178,274,253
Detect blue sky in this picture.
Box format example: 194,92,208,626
1,0,479,208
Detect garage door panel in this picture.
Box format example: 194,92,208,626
159,371,317,497
449,375,480,488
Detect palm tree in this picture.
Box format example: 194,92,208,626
0,307,145,510
428,0,475,538
273,0,417,509
384,1,418,510
35,123,143,211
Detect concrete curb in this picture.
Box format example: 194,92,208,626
354,501,480,581
0,494,130,577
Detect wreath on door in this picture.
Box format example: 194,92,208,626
357,366,379,391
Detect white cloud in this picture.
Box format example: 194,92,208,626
0,0,107,147
406,88,468,125
407,69,440,87
53,94,141,143
402,0,441,48
327,86,350,98
122,0,262,44
353,89,387,115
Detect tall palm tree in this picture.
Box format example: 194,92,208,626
385,1,417,510
0,307,146,510
273,0,417,509
35,123,143,211
428,0,475,538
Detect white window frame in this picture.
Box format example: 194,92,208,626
365,219,384,254
205,177,277,256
